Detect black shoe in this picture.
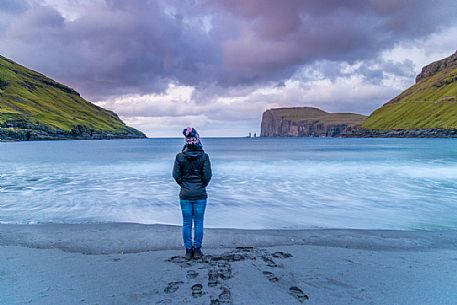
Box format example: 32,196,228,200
193,247,203,259
185,248,193,260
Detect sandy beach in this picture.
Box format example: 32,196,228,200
1,223,457,305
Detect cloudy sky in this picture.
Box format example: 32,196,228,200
1,0,456,137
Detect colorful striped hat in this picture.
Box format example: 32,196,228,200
182,127,202,147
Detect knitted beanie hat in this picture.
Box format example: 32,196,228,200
183,127,202,147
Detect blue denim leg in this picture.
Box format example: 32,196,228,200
192,199,207,248
180,200,193,249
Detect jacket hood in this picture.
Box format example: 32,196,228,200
182,145,205,160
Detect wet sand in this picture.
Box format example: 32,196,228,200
1,223,457,305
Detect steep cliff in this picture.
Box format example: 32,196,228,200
261,107,366,137
361,51,457,134
0,55,146,141
415,51,457,83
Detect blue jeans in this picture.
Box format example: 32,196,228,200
180,199,207,249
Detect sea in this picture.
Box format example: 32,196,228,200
1,137,457,230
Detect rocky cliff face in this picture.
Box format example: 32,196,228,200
415,50,457,83
261,107,366,137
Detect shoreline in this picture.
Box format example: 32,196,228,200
2,223,457,254
2,223,457,305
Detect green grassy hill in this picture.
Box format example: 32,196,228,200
0,55,145,140
362,51,457,130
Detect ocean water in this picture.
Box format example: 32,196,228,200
1,137,457,230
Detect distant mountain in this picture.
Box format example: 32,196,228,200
261,107,367,137
0,55,145,141
359,51,457,137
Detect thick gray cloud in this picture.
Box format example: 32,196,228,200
208,0,456,79
0,0,456,136
0,0,456,100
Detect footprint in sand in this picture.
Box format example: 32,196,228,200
207,262,232,288
186,270,198,279
221,253,245,262
262,271,279,282
217,262,232,280
261,255,278,267
289,286,309,303
208,269,219,287
167,256,193,268
204,253,245,263
191,283,203,297
218,286,232,304
164,281,183,294
272,251,293,258
235,246,254,252
167,256,187,263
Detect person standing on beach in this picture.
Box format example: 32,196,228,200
173,127,212,260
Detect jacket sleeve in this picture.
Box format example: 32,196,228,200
201,154,212,187
172,155,182,186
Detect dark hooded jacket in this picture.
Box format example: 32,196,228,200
173,145,212,200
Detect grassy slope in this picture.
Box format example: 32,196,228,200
270,107,367,125
362,64,457,130
0,55,143,135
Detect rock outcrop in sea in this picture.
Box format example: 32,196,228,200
261,107,366,137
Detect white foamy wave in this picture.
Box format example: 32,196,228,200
1,138,457,230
